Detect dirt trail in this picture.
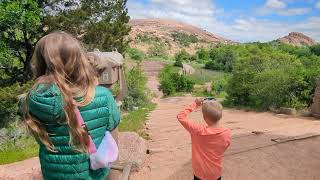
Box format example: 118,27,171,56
141,61,166,98
132,61,320,180
131,97,320,180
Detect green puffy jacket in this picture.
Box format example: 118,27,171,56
24,84,120,180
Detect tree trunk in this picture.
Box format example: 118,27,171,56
23,29,34,82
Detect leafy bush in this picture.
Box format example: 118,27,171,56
196,48,210,63
159,65,195,96
126,48,145,60
225,49,312,110
136,33,160,44
0,82,32,127
147,43,167,58
122,63,150,111
212,76,229,95
205,47,237,72
310,44,320,56
174,49,192,67
172,32,199,47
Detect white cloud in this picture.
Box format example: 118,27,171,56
127,0,320,42
258,0,311,16
277,8,311,15
316,1,320,8
265,0,286,9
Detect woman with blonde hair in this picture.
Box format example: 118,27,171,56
19,32,120,180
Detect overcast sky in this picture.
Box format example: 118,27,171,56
127,0,320,42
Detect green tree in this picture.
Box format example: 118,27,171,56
41,0,131,53
205,47,237,72
0,0,43,84
196,48,209,62
310,44,320,56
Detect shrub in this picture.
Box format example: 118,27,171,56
174,49,191,67
136,33,160,44
212,76,228,95
126,48,145,60
225,49,311,109
0,82,32,128
205,47,237,72
172,32,199,47
159,65,195,96
310,44,320,56
147,43,167,58
122,63,150,111
196,48,210,63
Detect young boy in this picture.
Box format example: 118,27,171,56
177,98,231,180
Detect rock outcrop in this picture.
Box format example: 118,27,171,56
128,19,234,56
278,32,316,47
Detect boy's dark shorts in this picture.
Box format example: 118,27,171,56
194,175,221,180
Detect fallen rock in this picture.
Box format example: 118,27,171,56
270,107,297,115
182,63,195,75
279,107,296,115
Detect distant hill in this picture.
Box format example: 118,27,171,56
128,19,234,56
277,32,316,47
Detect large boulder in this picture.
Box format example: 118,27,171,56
182,63,195,75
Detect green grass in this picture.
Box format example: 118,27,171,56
119,103,156,139
187,67,226,85
0,137,39,165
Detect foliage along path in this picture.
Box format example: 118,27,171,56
133,61,320,180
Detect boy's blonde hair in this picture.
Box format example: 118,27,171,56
202,101,223,122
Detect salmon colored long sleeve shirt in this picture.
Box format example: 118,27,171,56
177,102,231,180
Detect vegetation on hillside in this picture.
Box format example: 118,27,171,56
171,32,199,47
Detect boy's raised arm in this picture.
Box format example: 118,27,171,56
177,100,204,134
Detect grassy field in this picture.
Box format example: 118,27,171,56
0,137,39,165
118,103,156,139
186,64,227,84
